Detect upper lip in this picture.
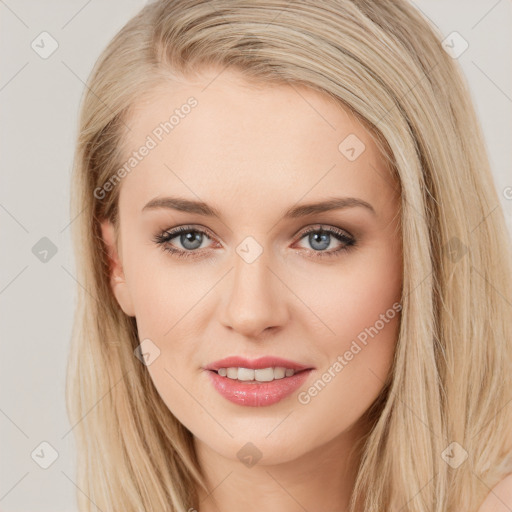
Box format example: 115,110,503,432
205,356,314,372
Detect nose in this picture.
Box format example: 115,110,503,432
219,247,290,339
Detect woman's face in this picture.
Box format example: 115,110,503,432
101,68,402,466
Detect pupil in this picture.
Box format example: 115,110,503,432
182,231,202,250
310,231,330,251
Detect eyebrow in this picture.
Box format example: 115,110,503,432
142,195,376,219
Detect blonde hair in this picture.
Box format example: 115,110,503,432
66,1,512,510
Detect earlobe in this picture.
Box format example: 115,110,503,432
100,219,136,317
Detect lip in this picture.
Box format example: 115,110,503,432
206,368,313,407
204,355,313,372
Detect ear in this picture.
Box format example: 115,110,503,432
100,219,136,317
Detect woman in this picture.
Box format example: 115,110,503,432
65,1,512,510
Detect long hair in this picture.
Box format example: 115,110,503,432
65,1,512,510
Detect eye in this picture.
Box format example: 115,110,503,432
153,224,357,260
293,224,356,259
152,225,216,260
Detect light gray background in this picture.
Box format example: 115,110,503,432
1,1,511,510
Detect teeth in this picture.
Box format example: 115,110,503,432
216,367,298,382
226,367,238,379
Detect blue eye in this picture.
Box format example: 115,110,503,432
296,225,356,258
153,226,213,260
153,224,356,260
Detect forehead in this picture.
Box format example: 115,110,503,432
118,69,398,220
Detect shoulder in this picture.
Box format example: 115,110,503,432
478,473,512,512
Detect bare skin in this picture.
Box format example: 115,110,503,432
101,67,403,512
477,473,512,511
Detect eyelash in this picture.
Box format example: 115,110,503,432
152,224,357,261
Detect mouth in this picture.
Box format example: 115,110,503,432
204,355,314,374
208,367,311,383
206,367,314,407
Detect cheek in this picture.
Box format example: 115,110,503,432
123,252,208,422
295,303,399,441
125,250,206,339
302,240,402,344
296,335,396,444
294,244,401,416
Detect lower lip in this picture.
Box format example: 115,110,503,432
206,369,313,407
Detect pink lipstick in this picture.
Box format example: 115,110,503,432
204,355,314,407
